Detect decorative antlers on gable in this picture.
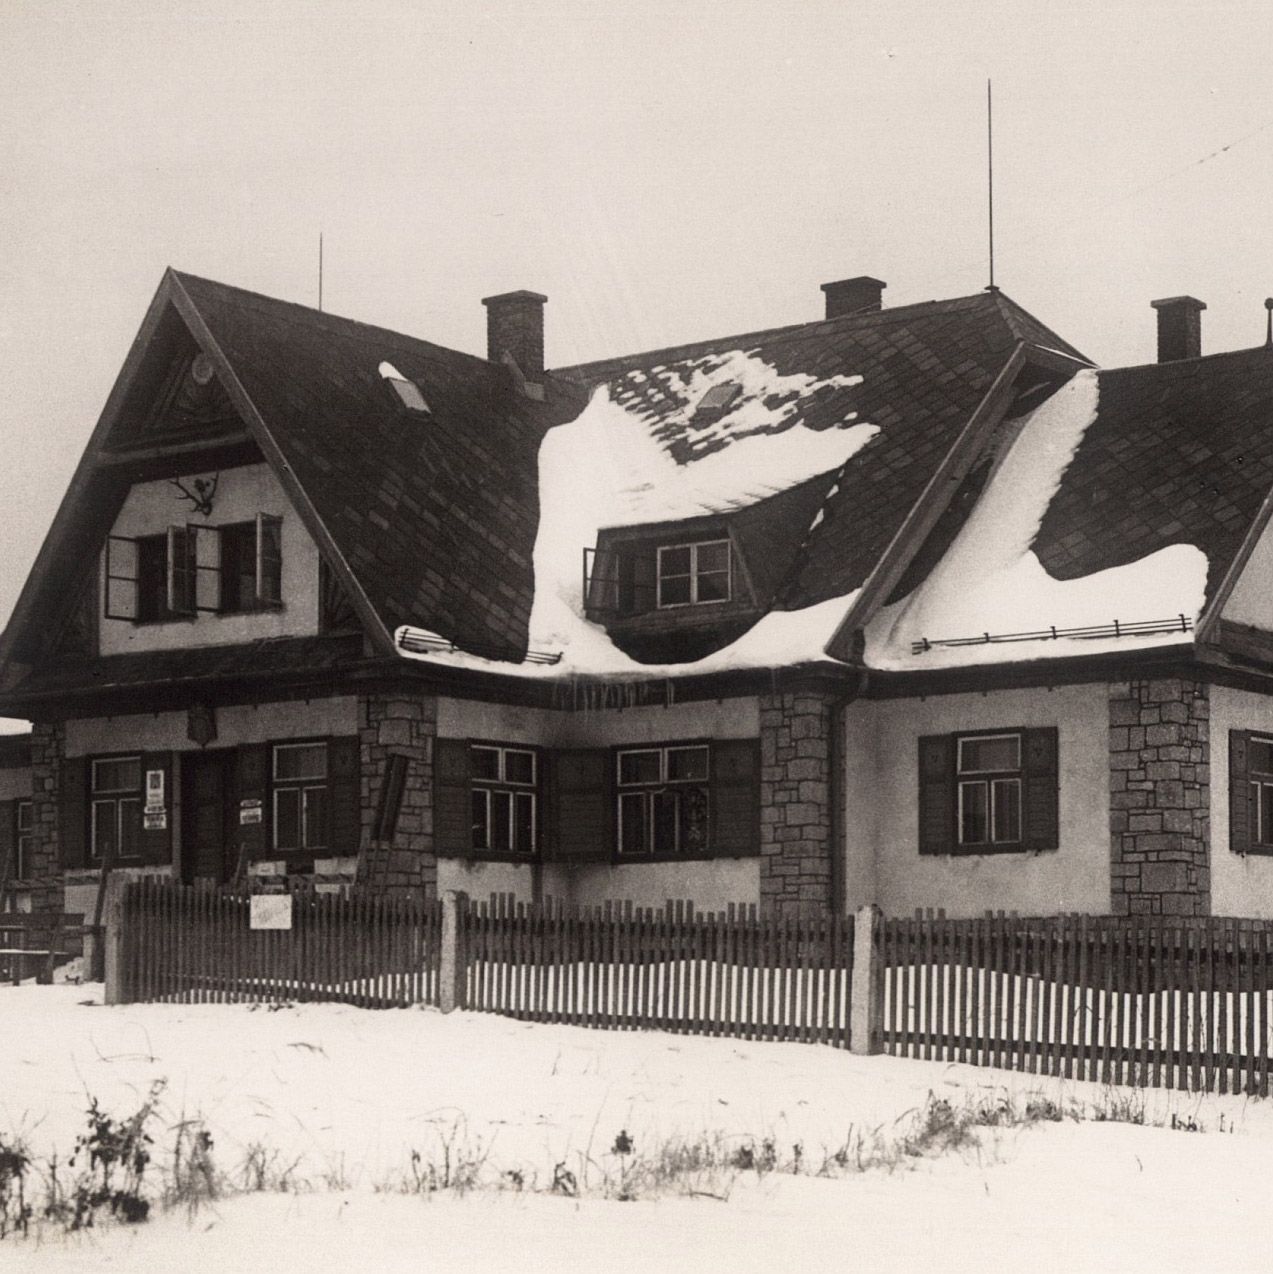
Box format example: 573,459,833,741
170,474,219,518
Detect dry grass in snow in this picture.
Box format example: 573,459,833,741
3,985,1272,1271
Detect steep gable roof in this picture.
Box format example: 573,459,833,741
0,270,580,676
1034,345,1273,622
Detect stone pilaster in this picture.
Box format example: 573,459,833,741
759,689,835,916
28,721,64,916
357,693,438,899
1108,678,1210,916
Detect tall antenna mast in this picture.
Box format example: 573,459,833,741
318,233,324,312
986,79,997,292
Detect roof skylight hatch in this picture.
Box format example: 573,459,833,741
694,382,741,422
379,361,430,414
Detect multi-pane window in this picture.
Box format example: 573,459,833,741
956,733,1023,847
1249,737,1273,846
14,800,32,879
106,513,282,622
91,756,143,861
656,541,731,608
471,746,537,853
617,744,710,855
273,742,328,853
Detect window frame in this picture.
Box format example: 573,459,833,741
655,540,732,609
955,731,1024,849
89,754,144,863
1248,735,1273,850
469,744,538,856
615,741,712,858
103,512,284,625
271,739,330,856
14,799,32,880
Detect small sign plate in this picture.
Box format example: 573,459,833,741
240,806,263,825
250,894,293,931
143,811,168,831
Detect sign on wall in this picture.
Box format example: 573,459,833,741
143,811,167,830
250,894,293,930
145,769,165,813
240,798,263,825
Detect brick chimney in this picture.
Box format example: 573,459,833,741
1150,295,1206,362
482,290,547,377
820,276,886,319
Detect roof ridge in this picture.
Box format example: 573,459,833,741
552,291,1010,381
170,269,494,373
1100,342,1273,376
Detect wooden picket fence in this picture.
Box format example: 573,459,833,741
462,896,856,1045
118,878,444,1008
880,912,1273,1094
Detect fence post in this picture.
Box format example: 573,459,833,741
439,890,469,1013
850,904,883,1055
103,875,130,1006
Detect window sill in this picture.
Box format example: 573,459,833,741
922,843,1056,857
437,850,540,865
615,849,760,864
1237,843,1273,857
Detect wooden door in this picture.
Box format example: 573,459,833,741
182,750,235,883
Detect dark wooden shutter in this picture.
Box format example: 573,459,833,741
549,749,611,861
328,736,361,855
1231,729,1253,855
711,738,760,856
433,738,472,854
1022,727,1060,852
372,753,409,842
236,743,269,859
139,751,173,864
0,799,15,881
918,734,955,855
60,756,89,869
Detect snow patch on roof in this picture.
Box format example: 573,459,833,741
395,364,875,681
615,347,864,457
867,369,1208,669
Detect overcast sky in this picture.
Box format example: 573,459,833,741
2,0,1272,636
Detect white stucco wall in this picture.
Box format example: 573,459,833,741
1222,518,1273,631
64,698,357,758
437,856,760,913
436,696,758,748
1209,685,1273,918
843,684,1111,918
99,462,321,654
436,696,762,910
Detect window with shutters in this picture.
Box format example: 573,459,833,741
1232,731,1273,855
105,513,283,623
919,727,1058,856
14,800,32,879
272,742,328,853
616,744,710,856
91,756,143,861
471,746,537,854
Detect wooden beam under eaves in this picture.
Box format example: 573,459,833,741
824,341,1030,663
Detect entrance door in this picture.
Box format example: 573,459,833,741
182,750,236,884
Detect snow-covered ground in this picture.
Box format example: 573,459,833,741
4,985,1273,1271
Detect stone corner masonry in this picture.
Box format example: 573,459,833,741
759,688,836,916
1108,678,1210,916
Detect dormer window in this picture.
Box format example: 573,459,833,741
379,361,430,414
657,540,731,608
694,383,740,422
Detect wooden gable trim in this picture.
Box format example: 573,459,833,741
164,274,395,656
1195,485,1273,647
0,273,190,670
823,341,1031,663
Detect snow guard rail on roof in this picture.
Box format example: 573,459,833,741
911,614,1194,655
